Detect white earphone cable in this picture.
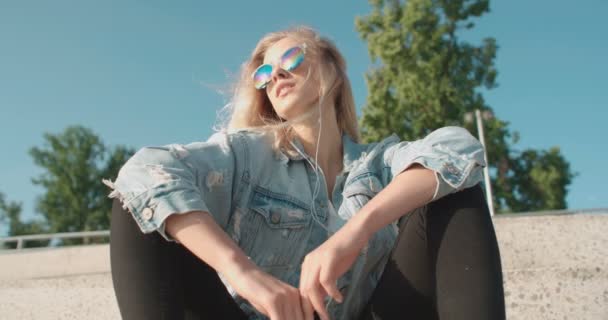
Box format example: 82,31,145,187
289,98,331,234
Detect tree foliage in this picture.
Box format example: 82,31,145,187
356,0,575,212
0,192,48,248
23,125,134,245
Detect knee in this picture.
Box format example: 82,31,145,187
431,183,488,213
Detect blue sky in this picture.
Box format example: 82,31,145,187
1,0,606,233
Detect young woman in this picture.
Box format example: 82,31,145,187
105,26,505,320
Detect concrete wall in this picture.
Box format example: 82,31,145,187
496,212,608,319
1,212,607,319
0,245,118,320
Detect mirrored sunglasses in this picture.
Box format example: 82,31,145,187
252,44,307,90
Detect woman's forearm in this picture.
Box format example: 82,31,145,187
163,165,435,280
344,164,438,242
165,211,258,281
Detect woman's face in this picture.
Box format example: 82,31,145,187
261,37,320,121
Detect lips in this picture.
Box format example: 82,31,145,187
275,82,295,98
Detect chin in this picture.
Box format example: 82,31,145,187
275,108,299,122
272,93,317,121
273,98,298,117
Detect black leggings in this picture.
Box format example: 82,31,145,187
110,184,505,319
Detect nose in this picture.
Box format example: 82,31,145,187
270,67,289,85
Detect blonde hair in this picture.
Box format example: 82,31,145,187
216,26,360,156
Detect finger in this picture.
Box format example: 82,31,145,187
308,271,331,320
300,256,311,288
300,264,318,320
282,301,292,320
268,308,280,320
309,286,330,320
278,298,288,320
300,292,315,320
293,289,305,320
250,301,268,317
319,267,343,303
274,294,288,320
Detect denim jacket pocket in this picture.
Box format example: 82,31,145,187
249,192,312,229
241,187,312,269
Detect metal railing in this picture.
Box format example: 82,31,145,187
2,208,607,250
0,230,110,250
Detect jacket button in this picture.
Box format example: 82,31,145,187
270,212,281,224
142,207,154,221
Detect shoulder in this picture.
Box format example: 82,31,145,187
377,133,401,148
217,129,284,173
171,128,274,159
421,126,477,142
219,128,278,160
344,134,400,177
379,126,478,151
124,130,249,169
222,128,274,148
362,133,401,160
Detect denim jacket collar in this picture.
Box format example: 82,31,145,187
280,133,367,174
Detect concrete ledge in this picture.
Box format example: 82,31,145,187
1,212,607,319
495,213,608,270
493,213,608,319
0,245,116,319
503,268,607,319
0,273,118,320
0,244,110,280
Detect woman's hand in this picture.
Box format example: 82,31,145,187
227,266,306,320
166,211,304,319
298,225,370,320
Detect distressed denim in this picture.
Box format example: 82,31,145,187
103,126,486,320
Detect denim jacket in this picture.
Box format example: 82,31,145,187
103,126,486,320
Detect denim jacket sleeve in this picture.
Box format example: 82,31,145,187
102,132,237,243
383,126,486,201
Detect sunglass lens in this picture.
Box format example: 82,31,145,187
280,46,305,72
253,64,273,89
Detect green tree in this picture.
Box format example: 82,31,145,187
28,125,134,245
0,192,49,249
356,0,575,212
506,147,574,212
